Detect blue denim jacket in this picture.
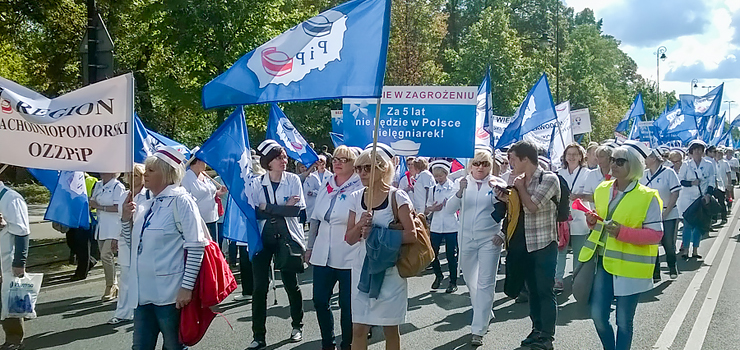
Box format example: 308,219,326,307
358,226,403,298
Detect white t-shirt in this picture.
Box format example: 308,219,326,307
412,170,435,213
728,157,740,181
557,166,589,235
583,167,610,195
426,179,458,233
639,166,681,220
0,183,29,275
181,169,219,222
92,178,126,240
718,159,731,191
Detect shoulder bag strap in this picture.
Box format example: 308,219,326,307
0,188,7,202
390,188,399,223
570,167,583,190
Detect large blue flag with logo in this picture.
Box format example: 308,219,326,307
267,103,320,167
27,168,59,192
201,0,391,108
330,132,344,147
709,112,726,144
616,93,645,133
195,107,262,259
44,171,90,229
496,73,557,149
133,114,191,163
680,84,723,119
654,102,696,137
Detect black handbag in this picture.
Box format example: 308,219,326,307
683,171,714,231
261,184,305,273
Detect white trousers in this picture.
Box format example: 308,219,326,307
459,234,502,336
113,265,135,320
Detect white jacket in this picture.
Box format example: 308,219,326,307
445,174,505,241
0,183,29,275
92,178,126,240
256,172,307,249
181,169,219,223
426,179,458,233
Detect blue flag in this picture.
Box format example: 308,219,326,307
267,103,320,167
330,132,344,147
27,168,60,192
628,114,641,140
133,114,191,163
44,171,90,229
201,0,391,108
476,68,493,148
710,112,726,144
680,84,723,118
496,73,558,149
654,102,696,137
616,93,645,133
195,107,262,259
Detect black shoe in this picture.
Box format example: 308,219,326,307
431,276,442,289
692,254,703,260
669,267,678,279
653,275,661,283
246,340,266,350
445,283,458,293
515,293,529,303
70,274,86,282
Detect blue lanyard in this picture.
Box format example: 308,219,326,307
137,204,156,255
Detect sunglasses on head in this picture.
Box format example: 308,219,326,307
610,157,628,167
354,164,374,173
471,161,491,168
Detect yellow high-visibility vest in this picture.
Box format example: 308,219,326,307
578,180,662,279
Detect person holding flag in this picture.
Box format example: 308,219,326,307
248,139,307,349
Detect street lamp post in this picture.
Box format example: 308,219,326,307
691,79,699,95
656,46,667,111
702,85,716,94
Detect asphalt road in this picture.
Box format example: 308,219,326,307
8,204,740,350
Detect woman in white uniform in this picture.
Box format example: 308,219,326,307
306,145,364,350
346,143,416,350
182,155,227,243
90,172,126,301
120,146,208,350
444,146,507,347
554,143,589,292
108,164,147,325
640,149,681,280
425,160,459,293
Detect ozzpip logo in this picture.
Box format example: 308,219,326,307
1,99,11,114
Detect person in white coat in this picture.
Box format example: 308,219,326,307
678,140,714,259
303,154,333,220
411,157,435,213
0,181,30,349
108,164,147,325
182,153,228,243
425,160,459,293
90,172,126,302
346,143,416,350
554,143,589,292
248,140,307,350
120,146,208,350
444,146,507,347
306,145,364,350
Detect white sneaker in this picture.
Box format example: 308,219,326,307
471,334,483,346
234,294,252,302
290,328,303,342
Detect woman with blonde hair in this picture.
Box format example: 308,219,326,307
444,146,507,347
346,143,416,350
307,145,364,350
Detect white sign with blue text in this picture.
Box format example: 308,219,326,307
343,86,477,157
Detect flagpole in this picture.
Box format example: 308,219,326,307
367,97,382,212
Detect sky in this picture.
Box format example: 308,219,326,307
564,0,740,120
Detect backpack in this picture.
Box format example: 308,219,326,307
539,171,571,223
388,189,435,278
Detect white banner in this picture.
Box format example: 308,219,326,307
0,74,133,172
523,101,573,168
489,115,511,147
570,108,592,134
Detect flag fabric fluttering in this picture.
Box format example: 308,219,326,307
496,73,558,149
680,84,723,119
194,107,262,259
330,132,344,147
710,112,726,145
616,93,645,133
201,0,391,108
44,171,90,229
654,102,696,137
27,169,60,192
267,103,320,167
133,114,191,163
476,68,493,148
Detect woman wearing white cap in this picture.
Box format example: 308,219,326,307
677,140,714,259
182,152,228,243
248,139,307,350
640,148,681,280
444,146,507,347
554,143,589,292
120,146,208,350
90,172,126,301
425,160,459,293
580,140,664,350
346,143,416,350
306,145,363,350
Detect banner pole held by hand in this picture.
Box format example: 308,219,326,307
366,97,382,213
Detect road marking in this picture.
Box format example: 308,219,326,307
683,232,737,349
653,212,738,350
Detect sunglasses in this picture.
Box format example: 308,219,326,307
471,161,491,168
354,164,374,173
333,157,351,164
610,157,628,167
